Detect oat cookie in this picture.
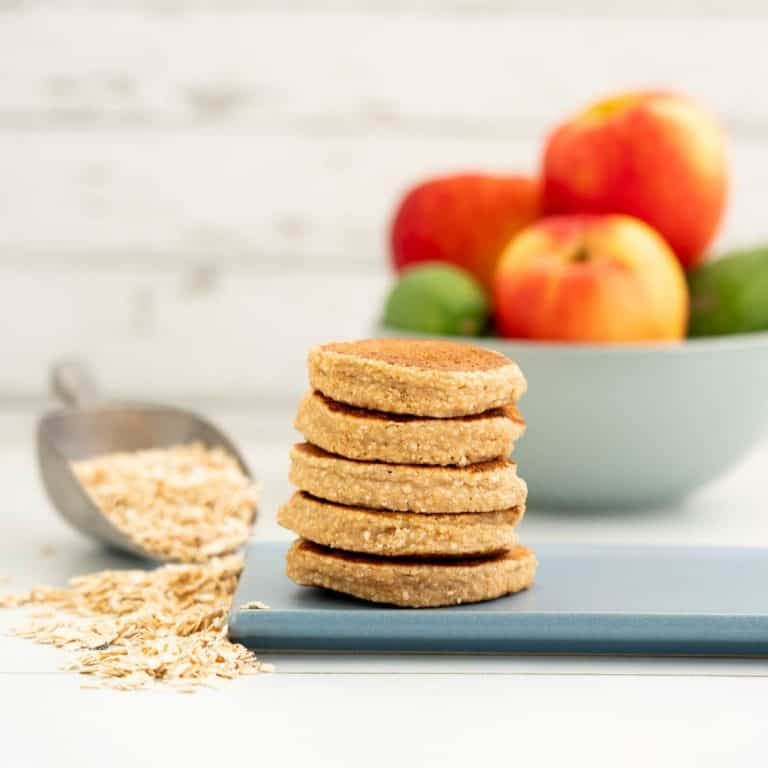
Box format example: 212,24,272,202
278,491,524,557
290,443,527,514
286,538,537,607
295,391,525,466
308,338,527,417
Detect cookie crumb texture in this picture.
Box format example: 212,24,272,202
279,492,524,557
290,443,527,513
286,539,538,608
308,338,527,417
295,392,525,466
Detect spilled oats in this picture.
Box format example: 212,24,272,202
0,443,268,690
1,556,271,690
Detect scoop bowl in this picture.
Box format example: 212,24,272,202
37,361,253,561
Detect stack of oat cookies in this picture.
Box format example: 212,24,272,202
279,338,537,607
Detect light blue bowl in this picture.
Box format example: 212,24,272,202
380,330,768,509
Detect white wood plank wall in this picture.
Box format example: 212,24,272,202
1,5,767,401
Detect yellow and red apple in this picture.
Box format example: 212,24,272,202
493,214,689,342
391,173,540,290
542,91,727,269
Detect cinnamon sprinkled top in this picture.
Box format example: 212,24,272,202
319,339,513,372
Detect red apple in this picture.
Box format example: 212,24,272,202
493,214,689,342
542,91,727,269
391,174,540,289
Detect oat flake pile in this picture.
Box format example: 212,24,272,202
72,442,259,563
0,443,270,691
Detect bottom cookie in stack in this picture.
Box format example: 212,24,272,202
285,539,538,609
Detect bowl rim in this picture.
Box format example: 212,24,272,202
379,327,768,355
484,330,768,354
376,322,768,354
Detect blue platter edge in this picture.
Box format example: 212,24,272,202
228,541,768,656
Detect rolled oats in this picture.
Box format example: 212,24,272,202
71,442,259,562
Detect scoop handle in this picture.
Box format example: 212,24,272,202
50,360,102,408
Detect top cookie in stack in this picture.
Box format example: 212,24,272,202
280,338,537,608
306,338,527,418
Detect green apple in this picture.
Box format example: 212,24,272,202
688,246,768,337
383,263,490,337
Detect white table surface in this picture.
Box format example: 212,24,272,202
1,406,767,766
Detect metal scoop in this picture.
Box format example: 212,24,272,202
37,360,253,562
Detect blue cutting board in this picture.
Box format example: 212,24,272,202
228,541,768,655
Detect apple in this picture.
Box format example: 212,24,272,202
493,214,688,342
391,173,540,289
542,91,727,269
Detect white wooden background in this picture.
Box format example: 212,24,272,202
2,3,768,403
